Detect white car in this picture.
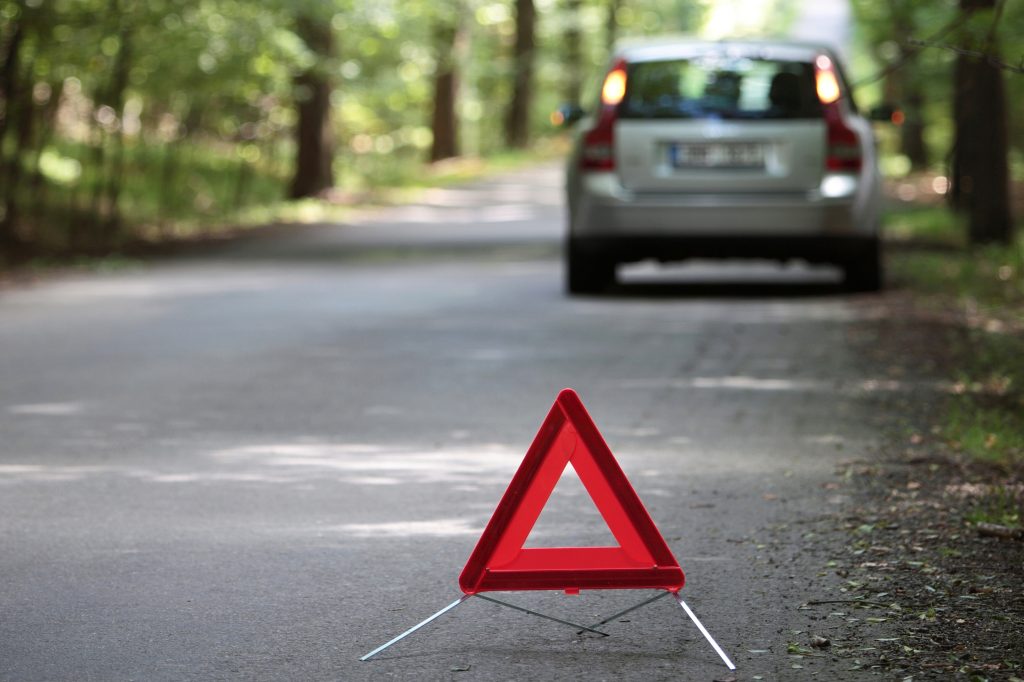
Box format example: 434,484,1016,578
564,38,883,293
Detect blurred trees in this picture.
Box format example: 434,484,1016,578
290,12,337,199
429,4,461,162
505,0,535,148
1,0,1018,262
0,0,813,263
951,0,1013,244
853,0,1020,246
562,0,584,106
0,0,304,258
886,2,928,170
851,0,937,171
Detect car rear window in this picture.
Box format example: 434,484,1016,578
619,57,822,120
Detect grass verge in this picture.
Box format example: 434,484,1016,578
885,199,1024,526
817,197,1024,678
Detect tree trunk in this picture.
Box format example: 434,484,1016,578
103,20,132,243
158,140,179,235
885,0,927,170
882,66,928,171
900,85,928,170
504,0,535,149
0,20,23,151
0,17,23,148
606,0,622,51
563,0,583,106
29,79,63,218
430,15,460,162
951,0,1013,245
4,68,35,247
234,159,251,210
289,17,335,199
0,19,25,256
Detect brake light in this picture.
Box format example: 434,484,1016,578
582,59,627,171
601,66,627,106
815,56,841,104
815,54,861,172
824,107,862,171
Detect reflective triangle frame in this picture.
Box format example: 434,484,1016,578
459,389,684,594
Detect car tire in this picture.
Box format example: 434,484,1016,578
843,239,882,292
566,242,615,295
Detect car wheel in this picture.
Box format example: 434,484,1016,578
566,242,615,295
843,240,882,292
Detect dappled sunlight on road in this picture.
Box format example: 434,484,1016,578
0,428,883,488
208,442,526,487
417,182,560,208
0,464,295,486
328,518,479,538
361,203,539,225
803,434,847,445
0,464,112,482
0,442,527,489
8,402,84,416
1,270,281,304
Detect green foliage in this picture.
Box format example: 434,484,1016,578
5,0,1015,260
850,0,1024,177
884,200,1024,310
946,395,1024,465
965,484,1024,528
0,0,617,256
926,283,1024,471
886,200,1024,471
885,204,964,245
0,0,719,259
0,0,308,255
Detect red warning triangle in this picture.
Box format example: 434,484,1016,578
459,389,685,594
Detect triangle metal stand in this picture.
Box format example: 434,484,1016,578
360,590,735,671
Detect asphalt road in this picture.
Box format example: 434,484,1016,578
1,164,900,680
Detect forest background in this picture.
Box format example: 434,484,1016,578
0,0,1021,262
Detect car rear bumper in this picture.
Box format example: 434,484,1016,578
570,172,875,237
569,234,878,266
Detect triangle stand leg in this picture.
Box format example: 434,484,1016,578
475,594,609,636
672,592,736,671
578,590,671,634
360,595,470,662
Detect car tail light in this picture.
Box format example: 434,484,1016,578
824,108,862,171
581,59,627,171
815,55,862,172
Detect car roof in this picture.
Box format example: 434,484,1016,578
612,37,835,64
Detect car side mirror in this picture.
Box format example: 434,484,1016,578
868,104,899,123
551,104,587,128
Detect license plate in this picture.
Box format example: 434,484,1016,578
670,142,765,169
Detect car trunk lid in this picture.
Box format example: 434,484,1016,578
616,119,825,193
611,54,827,193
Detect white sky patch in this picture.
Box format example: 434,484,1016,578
702,0,776,39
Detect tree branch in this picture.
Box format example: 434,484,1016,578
850,12,970,88
984,0,1007,50
907,39,1024,74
